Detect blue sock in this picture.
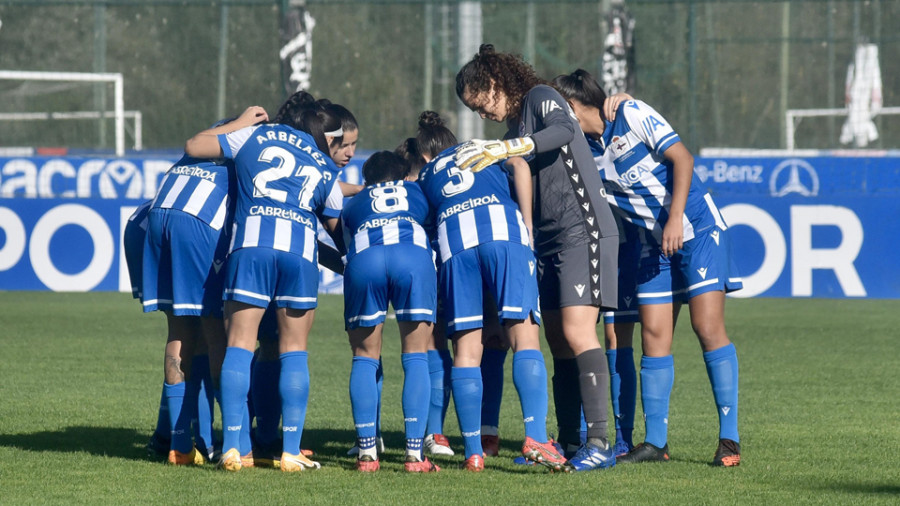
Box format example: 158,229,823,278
480,348,507,432
163,381,193,453
376,357,384,439
704,343,740,443
401,353,430,457
252,358,281,446
220,347,253,454
451,366,483,459
191,355,214,453
439,349,452,424
279,351,310,455
606,349,621,444
640,355,674,448
617,347,637,446
349,356,380,450
240,401,252,455
154,384,170,440
426,350,446,435
512,350,549,442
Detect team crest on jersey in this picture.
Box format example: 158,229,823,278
611,135,632,157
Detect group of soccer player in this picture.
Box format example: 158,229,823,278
128,43,743,474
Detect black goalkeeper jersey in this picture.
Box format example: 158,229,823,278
510,85,618,257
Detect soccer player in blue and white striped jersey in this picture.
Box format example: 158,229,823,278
416,111,568,472
554,69,743,467
141,151,234,466
341,150,439,473
184,98,342,473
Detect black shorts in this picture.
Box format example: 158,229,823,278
537,238,618,310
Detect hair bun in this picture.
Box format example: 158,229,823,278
478,43,496,55
418,110,444,129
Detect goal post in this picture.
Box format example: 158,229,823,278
0,70,126,156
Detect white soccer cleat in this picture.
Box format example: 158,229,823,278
424,433,455,456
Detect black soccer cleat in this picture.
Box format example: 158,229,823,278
617,442,670,464
712,439,741,467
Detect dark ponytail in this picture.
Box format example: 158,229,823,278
273,91,338,154
552,69,608,113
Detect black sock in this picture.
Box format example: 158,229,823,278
552,357,582,447
576,348,610,446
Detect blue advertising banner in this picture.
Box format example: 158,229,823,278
1,153,897,298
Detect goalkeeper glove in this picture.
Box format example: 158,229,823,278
455,137,535,173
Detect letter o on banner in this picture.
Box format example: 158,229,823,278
30,204,114,291
0,207,27,270
720,203,786,298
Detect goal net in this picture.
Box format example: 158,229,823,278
0,71,138,156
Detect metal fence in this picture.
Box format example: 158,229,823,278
0,0,896,152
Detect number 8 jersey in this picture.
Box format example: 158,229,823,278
218,124,341,261
341,180,431,262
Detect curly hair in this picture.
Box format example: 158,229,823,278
456,44,546,120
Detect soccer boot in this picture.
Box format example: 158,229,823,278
240,450,255,468
614,439,634,458
281,451,321,472
217,448,243,472
568,442,616,471
712,439,741,467
424,433,455,456
521,437,568,472
356,454,380,473
404,455,441,473
618,442,670,464
253,441,281,468
167,447,205,466
481,434,500,457
460,454,485,472
145,432,170,459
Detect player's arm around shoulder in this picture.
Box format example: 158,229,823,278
185,106,268,159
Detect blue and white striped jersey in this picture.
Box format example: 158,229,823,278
218,124,341,261
418,146,530,262
128,199,153,232
151,155,233,231
341,180,431,262
588,100,726,244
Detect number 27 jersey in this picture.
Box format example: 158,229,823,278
218,124,340,260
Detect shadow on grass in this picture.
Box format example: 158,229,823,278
814,481,900,496
0,426,152,461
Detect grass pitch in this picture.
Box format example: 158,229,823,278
0,292,897,504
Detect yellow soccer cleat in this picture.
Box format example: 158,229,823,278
217,448,243,472
280,451,321,473
167,447,205,466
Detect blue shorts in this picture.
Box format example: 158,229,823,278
142,208,227,317
636,225,743,305
123,212,148,300
343,244,437,330
440,241,541,334
223,247,319,310
601,237,641,325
